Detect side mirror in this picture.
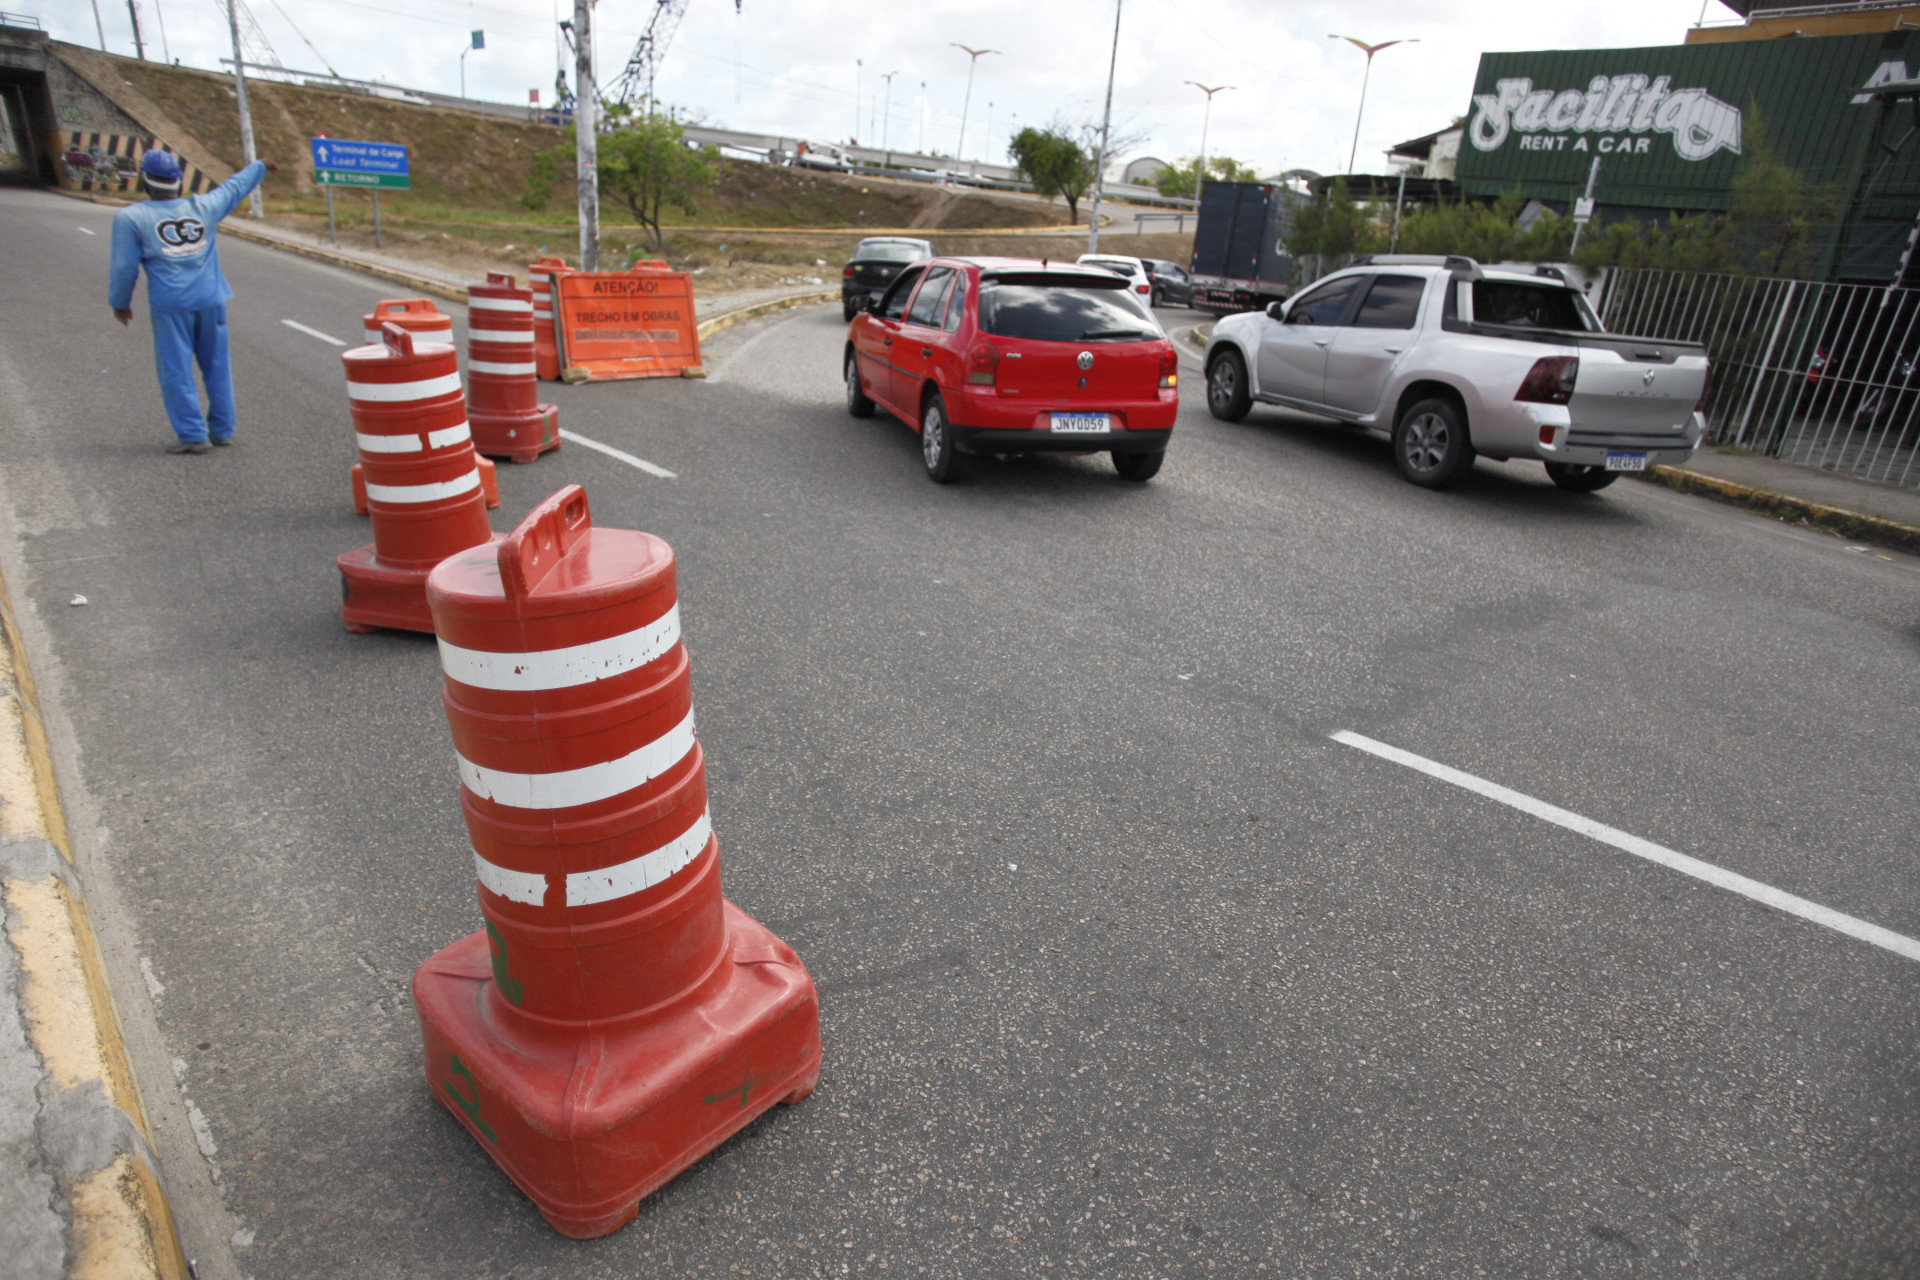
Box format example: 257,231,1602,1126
1267,300,1289,321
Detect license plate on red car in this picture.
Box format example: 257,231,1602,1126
1050,413,1110,434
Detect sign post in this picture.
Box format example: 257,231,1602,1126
311,138,410,249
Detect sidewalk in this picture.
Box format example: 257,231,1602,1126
1640,447,1920,554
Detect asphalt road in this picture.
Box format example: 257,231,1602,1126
5,186,1919,1280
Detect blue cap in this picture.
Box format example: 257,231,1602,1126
139,150,182,185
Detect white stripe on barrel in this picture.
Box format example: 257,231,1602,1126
437,605,680,692
470,807,711,907
455,709,696,810
347,372,463,403
469,328,535,344
469,297,534,313
356,421,472,454
469,359,538,376
364,468,482,505
427,422,473,448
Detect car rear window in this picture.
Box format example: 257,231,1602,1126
856,242,927,263
1350,275,1425,330
976,279,1159,342
1472,281,1591,330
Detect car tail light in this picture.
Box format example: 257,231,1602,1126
1539,424,1556,446
1515,356,1578,404
1696,361,1712,413
842,265,854,278
1806,347,1827,384
968,340,1000,386
1136,283,1150,294
1159,347,1178,389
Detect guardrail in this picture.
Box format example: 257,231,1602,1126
1600,268,1920,491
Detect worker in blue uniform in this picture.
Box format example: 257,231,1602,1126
109,150,275,454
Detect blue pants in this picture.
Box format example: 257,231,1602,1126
150,306,234,444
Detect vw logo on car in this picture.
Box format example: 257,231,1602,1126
1077,351,1094,370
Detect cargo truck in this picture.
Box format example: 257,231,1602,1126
1189,180,1303,315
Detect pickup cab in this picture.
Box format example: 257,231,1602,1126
1202,256,1710,490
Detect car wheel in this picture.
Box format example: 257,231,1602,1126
1206,350,1251,422
1150,286,1163,308
1112,449,1164,482
1393,397,1475,488
842,300,858,322
845,353,875,419
922,390,962,483
1544,462,1618,492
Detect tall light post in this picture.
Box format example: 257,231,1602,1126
854,58,862,144
1184,81,1231,207
950,43,997,161
1085,0,1122,253
880,70,898,150
1328,34,1417,177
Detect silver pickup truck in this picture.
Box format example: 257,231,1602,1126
1202,256,1710,491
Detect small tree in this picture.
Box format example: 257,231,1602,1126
1008,124,1095,221
1152,154,1255,199
1726,111,1832,278
521,101,718,249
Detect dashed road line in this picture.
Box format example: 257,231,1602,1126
77,226,96,235
282,318,347,346
1330,729,1920,965
559,428,675,478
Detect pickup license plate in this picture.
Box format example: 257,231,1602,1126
1605,452,1648,472
1051,412,1110,434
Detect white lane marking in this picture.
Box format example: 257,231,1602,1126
457,710,696,810
364,468,481,504
468,296,533,312
467,328,534,343
1330,730,1920,965
567,809,711,906
559,428,675,478
426,422,472,448
469,359,537,376
282,318,347,346
347,372,462,402
77,226,97,236
438,603,679,691
355,431,423,454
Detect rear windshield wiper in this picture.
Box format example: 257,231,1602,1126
1080,327,1157,340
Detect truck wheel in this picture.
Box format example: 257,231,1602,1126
1393,397,1475,488
1207,351,1251,422
846,353,875,418
1112,449,1164,481
1544,462,1617,492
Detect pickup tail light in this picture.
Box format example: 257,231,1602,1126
1695,361,1712,414
842,265,854,278
1159,348,1178,389
968,340,1001,386
1516,356,1579,405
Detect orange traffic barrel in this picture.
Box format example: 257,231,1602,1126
466,272,559,464
529,256,568,382
361,297,453,347
412,485,821,1238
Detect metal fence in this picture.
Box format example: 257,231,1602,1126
1598,268,1920,490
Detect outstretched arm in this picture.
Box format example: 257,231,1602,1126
107,212,141,314
200,159,272,223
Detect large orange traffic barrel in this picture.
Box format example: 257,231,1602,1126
529,256,568,382
466,272,560,464
336,324,502,634
351,299,498,514
411,485,821,1238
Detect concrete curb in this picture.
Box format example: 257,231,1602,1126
0,574,189,1277
217,222,469,304
696,289,840,341
1638,463,1920,556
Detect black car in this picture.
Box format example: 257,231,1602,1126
842,237,934,321
1141,259,1194,308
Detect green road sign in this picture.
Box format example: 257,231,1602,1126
315,169,411,190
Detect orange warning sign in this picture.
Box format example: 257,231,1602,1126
554,271,703,381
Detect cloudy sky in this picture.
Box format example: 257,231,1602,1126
52,0,1743,177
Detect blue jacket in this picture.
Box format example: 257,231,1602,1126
108,161,267,313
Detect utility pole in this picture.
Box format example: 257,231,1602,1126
880,70,897,150
1568,156,1601,256
950,44,997,162
90,0,107,52
1086,0,1122,254
127,0,146,59
225,0,262,218
1184,81,1231,207
573,0,599,270
1388,167,1408,251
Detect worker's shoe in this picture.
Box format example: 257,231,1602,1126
210,436,233,447
164,440,213,455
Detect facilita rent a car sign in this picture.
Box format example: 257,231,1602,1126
1454,31,1920,213
311,137,411,190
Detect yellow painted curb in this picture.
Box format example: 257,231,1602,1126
696,289,839,341
1639,463,1920,556
0,571,189,1278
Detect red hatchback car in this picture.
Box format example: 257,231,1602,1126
844,257,1179,482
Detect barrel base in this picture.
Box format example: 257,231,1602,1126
472,405,561,465
352,456,499,515
413,898,821,1240
339,534,506,634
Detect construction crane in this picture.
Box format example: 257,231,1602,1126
607,0,740,113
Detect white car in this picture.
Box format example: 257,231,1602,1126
1076,254,1154,302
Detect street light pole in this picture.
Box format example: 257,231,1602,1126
1328,35,1417,177
880,70,898,150
1086,0,1122,254
1184,81,1231,208
854,59,862,144
950,43,998,161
